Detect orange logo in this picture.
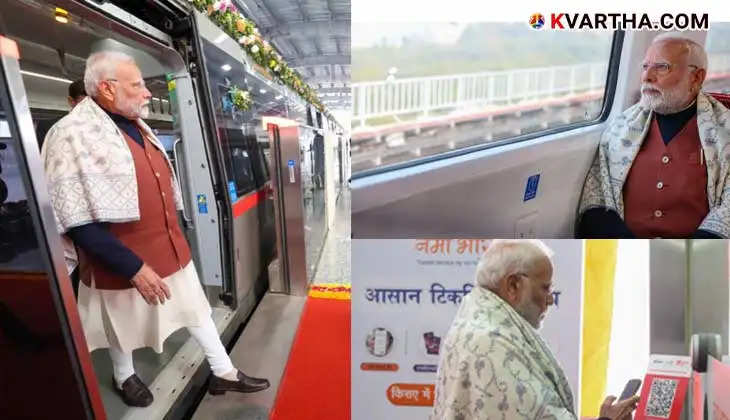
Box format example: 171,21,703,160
386,383,435,406
361,363,399,371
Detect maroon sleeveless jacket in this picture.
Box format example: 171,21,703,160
81,129,191,289
623,115,709,238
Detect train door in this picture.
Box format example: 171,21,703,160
0,1,242,417
267,123,321,294
0,34,106,419
0,0,223,300
189,10,283,308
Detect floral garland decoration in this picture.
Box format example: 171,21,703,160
228,85,252,111
188,0,324,112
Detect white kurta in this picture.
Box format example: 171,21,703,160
77,261,212,354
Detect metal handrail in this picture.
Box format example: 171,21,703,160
352,53,730,123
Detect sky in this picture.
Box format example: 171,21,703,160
352,22,469,49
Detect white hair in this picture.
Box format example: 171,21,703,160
652,32,708,70
84,51,136,98
475,239,554,289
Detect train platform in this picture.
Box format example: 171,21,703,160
190,189,351,419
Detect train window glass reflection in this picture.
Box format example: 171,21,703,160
230,146,256,193
351,23,616,173
0,117,43,272
199,37,285,197
0,105,90,419
704,23,730,94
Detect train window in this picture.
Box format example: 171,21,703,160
705,23,730,94
351,23,617,174
199,37,286,197
249,136,270,184
229,146,256,193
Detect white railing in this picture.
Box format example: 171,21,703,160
352,53,730,125
708,53,730,76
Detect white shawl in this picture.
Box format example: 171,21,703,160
432,286,575,420
40,97,185,272
41,97,184,234
578,92,730,237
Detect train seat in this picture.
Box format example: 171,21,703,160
709,92,730,109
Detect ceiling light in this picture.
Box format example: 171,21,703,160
20,70,71,84
275,95,283,100
259,89,266,94
221,64,231,72
54,7,69,24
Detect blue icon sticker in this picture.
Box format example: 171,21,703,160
228,181,237,202
523,174,540,202
413,364,438,373
288,159,295,167
197,194,208,214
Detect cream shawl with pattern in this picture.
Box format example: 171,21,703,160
432,286,576,420
41,97,184,234
578,92,730,237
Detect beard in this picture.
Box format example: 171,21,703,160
114,95,150,119
639,78,694,115
515,293,545,330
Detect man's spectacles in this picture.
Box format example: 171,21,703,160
104,78,147,90
641,62,699,76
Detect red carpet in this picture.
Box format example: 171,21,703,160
270,296,351,420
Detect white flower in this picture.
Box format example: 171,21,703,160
250,45,259,53
213,0,224,11
238,35,255,45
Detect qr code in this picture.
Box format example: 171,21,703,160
645,378,678,418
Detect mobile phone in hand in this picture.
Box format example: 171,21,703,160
619,379,642,400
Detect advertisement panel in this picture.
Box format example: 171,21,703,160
351,239,584,420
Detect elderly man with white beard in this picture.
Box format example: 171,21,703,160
577,32,730,238
41,51,269,407
432,240,639,420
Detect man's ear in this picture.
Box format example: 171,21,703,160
98,80,115,103
693,68,707,91
504,274,523,304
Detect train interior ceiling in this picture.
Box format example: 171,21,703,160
351,29,730,238
3,1,174,134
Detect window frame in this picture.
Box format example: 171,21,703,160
352,30,625,180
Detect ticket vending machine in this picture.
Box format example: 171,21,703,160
267,119,328,296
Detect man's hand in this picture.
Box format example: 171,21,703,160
130,264,171,305
599,395,640,420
